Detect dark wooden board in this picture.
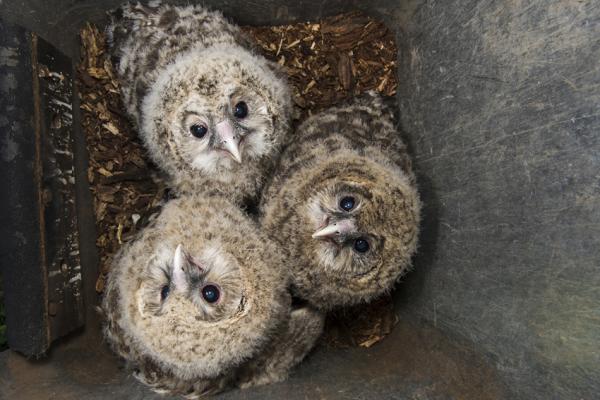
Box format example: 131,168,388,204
0,20,83,356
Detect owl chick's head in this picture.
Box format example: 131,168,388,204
137,243,243,323
294,156,420,309
141,44,291,195
102,196,290,385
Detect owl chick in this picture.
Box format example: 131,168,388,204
106,2,292,204
260,92,421,310
102,195,323,397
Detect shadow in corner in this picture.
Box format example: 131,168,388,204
393,171,441,312
390,89,442,312
0,271,6,352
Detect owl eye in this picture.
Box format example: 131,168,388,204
190,123,208,138
233,101,248,119
201,284,220,303
339,196,356,212
160,285,170,301
353,238,370,253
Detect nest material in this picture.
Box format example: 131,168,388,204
78,23,167,293
242,11,397,117
78,11,399,348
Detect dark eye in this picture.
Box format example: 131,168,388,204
201,284,220,303
339,196,355,212
190,123,208,138
353,238,370,253
160,285,170,301
233,101,248,119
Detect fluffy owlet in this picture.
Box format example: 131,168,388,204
107,2,292,204
260,92,421,310
102,195,323,397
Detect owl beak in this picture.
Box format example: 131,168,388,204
215,120,242,163
172,244,206,293
312,219,356,239
172,244,189,292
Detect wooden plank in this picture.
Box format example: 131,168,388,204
36,33,84,342
0,20,83,356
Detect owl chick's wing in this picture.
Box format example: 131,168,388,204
236,306,325,388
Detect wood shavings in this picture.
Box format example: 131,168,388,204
285,39,301,49
97,167,112,177
337,52,354,90
102,122,120,135
77,24,165,293
116,223,123,245
322,295,398,349
242,11,398,120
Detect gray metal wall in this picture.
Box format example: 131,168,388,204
394,1,600,399
0,0,358,57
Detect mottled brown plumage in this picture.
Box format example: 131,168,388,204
260,92,421,310
107,2,292,204
102,195,323,397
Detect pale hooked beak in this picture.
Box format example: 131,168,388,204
172,244,188,292
172,244,205,292
312,219,356,239
215,120,242,163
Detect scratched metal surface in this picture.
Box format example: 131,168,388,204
0,315,508,400
0,0,357,58
1,0,599,399
394,1,600,399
